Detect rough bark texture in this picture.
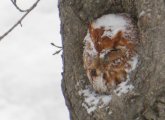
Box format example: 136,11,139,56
58,0,165,120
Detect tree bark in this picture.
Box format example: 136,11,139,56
58,0,165,119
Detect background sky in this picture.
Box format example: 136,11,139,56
0,0,69,120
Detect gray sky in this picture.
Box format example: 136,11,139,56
0,0,69,120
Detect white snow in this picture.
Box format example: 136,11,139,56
108,111,112,115
79,86,111,114
114,79,134,96
139,11,145,18
92,14,127,36
126,55,138,73
84,31,98,56
101,30,113,38
129,55,138,71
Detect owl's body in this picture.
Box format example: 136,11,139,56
83,13,138,93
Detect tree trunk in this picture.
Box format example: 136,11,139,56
58,0,165,119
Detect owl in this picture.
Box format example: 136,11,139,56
83,13,138,93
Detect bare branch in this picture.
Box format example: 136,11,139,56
51,43,62,48
51,42,63,55
0,0,40,41
10,0,31,12
53,49,62,55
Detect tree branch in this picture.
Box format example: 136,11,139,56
10,0,29,12
51,43,62,48
52,49,62,55
50,43,63,55
0,0,40,41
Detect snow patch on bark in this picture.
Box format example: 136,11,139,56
78,86,111,114
114,78,134,96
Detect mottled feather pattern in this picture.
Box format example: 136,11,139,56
83,13,138,93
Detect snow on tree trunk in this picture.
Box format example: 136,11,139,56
59,0,165,119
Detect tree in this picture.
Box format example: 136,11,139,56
58,0,165,119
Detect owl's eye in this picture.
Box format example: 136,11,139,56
91,69,97,76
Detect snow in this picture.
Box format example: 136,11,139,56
108,111,112,115
139,11,145,18
114,79,134,96
129,55,138,71
126,55,138,73
79,86,111,114
0,0,69,120
84,31,98,56
92,14,127,36
79,71,136,112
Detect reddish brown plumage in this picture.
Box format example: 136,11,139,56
83,14,138,93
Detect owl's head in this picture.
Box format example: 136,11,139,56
88,24,133,53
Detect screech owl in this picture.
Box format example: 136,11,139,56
83,13,139,93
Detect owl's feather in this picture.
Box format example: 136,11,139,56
83,13,138,93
